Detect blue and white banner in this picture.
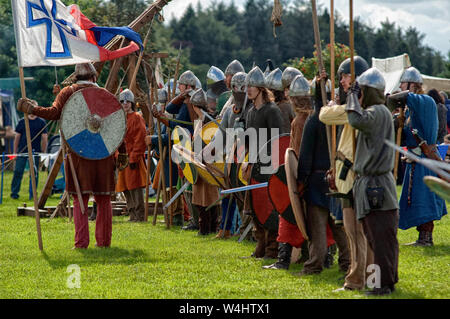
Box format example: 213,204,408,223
11,0,143,67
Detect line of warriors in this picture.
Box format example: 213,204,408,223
16,57,447,296
142,57,446,296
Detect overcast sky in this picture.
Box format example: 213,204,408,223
160,0,450,56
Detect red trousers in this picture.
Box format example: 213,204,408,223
73,194,112,248
277,216,336,248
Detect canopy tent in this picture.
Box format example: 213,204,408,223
371,53,450,94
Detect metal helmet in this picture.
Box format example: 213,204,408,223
337,56,369,78
400,66,423,84
265,68,283,91
357,67,386,91
189,88,207,107
206,66,225,86
231,72,247,93
193,75,202,90
281,67,303,89
289,75,311,97
74,63,97,78
225,59,245,76
165,78,180,96
119,89,135,103
245,66,266,88
206,66,228,98
157,88,168,104
178,70,197,87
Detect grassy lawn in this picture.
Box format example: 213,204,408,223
0,169,449,299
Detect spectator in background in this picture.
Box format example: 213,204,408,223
440,91,450,133
10,113,47,199
427,89,447,144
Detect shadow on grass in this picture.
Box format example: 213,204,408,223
41,246,153,269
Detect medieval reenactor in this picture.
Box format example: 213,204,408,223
319,56,371,291
346,67,400,295
388,67,447,246
263,74,312,270
219,59,246,118
146,70,200,226
115,89,148,222
265,68,295,133
296,69,350,276
206,66,231,116
189,89,221,235
241,66,286,259
17,63,128,249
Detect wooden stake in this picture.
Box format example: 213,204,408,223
18,67,43,250
330,0,336,172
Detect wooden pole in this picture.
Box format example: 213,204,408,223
330,0,336,172
349,0,356,160
18,67,43,250
393,108,404,180
311,0,332,162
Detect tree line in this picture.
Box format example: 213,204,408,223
0,0,449,107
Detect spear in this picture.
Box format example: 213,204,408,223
172,43,183,98
311,0,332,163
349,0,357,160
330,0,336,172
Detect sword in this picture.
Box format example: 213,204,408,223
163,180,190,211
238,221,254,243
220,182,268,195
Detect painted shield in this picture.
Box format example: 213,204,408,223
424,176,450,202
60,87,126,160
285,148,309,240
250,134,290,231
172,125,198,184
268,163,297,225
173,143,225,187
225,142,248,189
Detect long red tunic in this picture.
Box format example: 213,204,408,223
115,112,148,192
33,83,123,195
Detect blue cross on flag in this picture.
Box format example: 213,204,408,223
12,0,143,67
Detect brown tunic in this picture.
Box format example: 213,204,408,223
289,111,310,157
277,100,295,133
192,118,219,207
33,83,123,195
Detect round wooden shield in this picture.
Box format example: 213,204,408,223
250,134,290,231
268,163,297,225
424,176,450,202
285,148,309,240
172,126,198,184
60,87,126,160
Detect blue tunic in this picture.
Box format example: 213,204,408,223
399,93,447,230
150,102,194,187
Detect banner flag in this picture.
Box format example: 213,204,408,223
12,0,143,67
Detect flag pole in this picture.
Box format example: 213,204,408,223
19,67,43,251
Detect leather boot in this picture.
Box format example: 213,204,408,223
264,230,279,259
209,206,218,234
263,243,293,270
197,207,209,236
215,229,224,239
224,230,231,239
406,231,430,246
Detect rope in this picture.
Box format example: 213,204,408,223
271,0,283,38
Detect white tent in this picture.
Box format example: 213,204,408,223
371,53,450,94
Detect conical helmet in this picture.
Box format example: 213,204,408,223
282,67,303,89
245,66,266,88
178,70,197,87
265,68,283,91
225,59,245,76
357,67,386,91
206,66,225,86
400,66,423,84
189,88,207,107
289,75,311,97
231,72,247,93
157,88,168,104
119,89,134,103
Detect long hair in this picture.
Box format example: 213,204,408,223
272,90,285,103
428,88,444,105
260,87,275,104
409,82,424,95
289,96,313,114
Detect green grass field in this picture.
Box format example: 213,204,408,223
0,169,449,299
